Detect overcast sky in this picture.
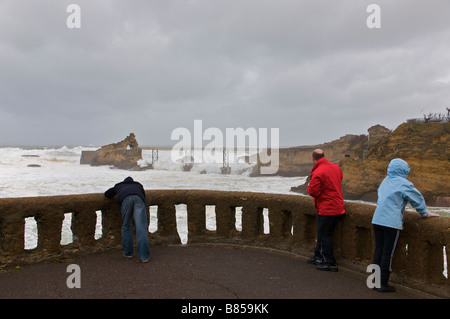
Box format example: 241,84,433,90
0,0,449,147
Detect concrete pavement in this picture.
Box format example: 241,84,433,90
0,245,424,300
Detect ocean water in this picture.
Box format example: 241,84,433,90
1,146,448,277
0,146,303,198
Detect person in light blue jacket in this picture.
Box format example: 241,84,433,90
371,158,439,292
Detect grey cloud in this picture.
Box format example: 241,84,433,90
0,0,449,146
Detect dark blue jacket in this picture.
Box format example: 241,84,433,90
104,177,146,205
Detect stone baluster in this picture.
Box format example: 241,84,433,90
156,202,180,244
100,206,122,246
71,209,98,246
187,202,206,243
268,207,292,239
241,205,264,240
215,202,235,237
0,214,25,257
34,210,65,254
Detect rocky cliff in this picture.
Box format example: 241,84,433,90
252,124,394,177
80,133,143,170
290,122,449,207
251,134,369,177
339,122,449,206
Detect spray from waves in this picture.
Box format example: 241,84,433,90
139,149,257,176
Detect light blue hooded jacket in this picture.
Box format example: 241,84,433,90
372,158,428,230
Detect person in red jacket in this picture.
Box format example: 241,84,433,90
306,149,345,271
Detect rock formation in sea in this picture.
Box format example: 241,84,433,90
80,133,144,170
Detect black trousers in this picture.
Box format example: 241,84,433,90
314,215,341,265
372,224,400,273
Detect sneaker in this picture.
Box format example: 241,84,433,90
142,258,149,263
307,257,323,265
316,263,338,272
374,272,396,292
123,254,133,259
373,285,396,293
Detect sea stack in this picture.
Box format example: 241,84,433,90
80,133,143,170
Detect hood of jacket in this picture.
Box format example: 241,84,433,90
387,158,410,178
123,176,134,183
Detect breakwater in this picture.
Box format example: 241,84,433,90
0,190,448,297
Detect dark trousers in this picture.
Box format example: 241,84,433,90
372,224,400,273
314,215,341,265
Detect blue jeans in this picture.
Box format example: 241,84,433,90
121,195,150,261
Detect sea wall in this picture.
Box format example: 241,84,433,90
0,190,448,297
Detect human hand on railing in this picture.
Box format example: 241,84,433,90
424,212,440,218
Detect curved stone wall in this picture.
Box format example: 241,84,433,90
0,190,448,297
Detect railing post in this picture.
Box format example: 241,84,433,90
398,236,447,286
215,202,235,237
241,205,264,239
187,202,206,242
35,210,65,254
268,207,292,239
100,206,122,246
422,241,447,284
0,215,25,257
157,202,180,244
292,211,316,252
71,209,97,246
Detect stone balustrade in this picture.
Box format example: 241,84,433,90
0,190,448,297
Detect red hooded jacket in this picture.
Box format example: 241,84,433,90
306,157,345,216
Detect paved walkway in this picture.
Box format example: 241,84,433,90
0,245,426,300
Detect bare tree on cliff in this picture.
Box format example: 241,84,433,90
423,109,450,123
